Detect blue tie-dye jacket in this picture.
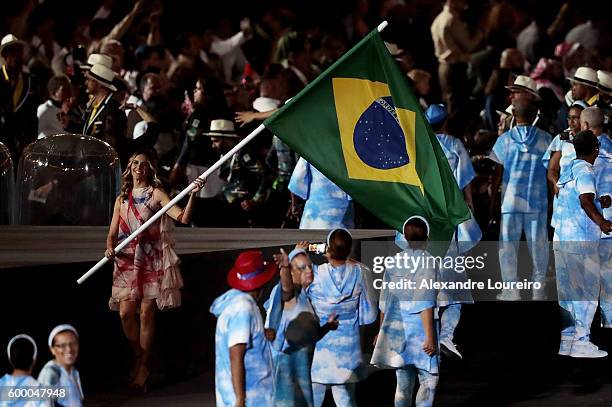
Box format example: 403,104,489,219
210,289,273,407
306,262,376,384
490,125,551,214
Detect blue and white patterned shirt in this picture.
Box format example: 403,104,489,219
306,262,376,384
289,158,354,229
0,374,49,407
490,125,551,214
555,159,600,244
370,247,439,373
37,361,82,407
595,134,612,239
210,289,273,407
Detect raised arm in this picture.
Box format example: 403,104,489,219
273,248,294,302
154,179,203,224
101,0,148,45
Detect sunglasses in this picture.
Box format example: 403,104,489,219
53,341,78,350
295,263,312,272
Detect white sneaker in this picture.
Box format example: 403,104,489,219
496,289,521,301
569,341,608,358
440,337,462,359
558,338,572,356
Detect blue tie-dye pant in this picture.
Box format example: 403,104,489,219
499,212,549,284
394,367,438,407
312,383,356,407
439,304,461,343
600,241,612,328
554,248,600,340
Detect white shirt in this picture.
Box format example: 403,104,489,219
201,31,250,84
36,100,63,139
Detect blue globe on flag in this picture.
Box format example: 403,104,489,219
352,96,410,170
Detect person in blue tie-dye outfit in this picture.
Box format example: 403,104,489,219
397,104,480,357
542,101,587,235
289,157,354,229
424,104,481,358
38,325,83,407
210,251,276,407
306,229,376,407
0,334,49,407
372,216,439,407
264,244,339,407
554,130,612,358
581,107,612,331
489,97,552,300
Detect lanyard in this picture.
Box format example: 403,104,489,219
2,65,24,108
87,97,104,127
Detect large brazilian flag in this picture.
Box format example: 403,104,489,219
264,27,470,242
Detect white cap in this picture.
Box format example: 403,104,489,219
7,334,37,362
402,215,430,238
252,97,280,113
48,324,79,348
326,228,352,246
288,248,307,261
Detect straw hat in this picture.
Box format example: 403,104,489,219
597,70,612,95
495,104,514,117
505,75,541,100
79,53,113,70
86,63,117,91
203,119,239,138
0,34,27,56
567,66,598,88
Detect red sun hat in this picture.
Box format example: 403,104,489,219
227,250,277,291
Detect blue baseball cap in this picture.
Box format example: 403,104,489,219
425,104,448,125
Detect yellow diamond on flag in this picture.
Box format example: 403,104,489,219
332,78,422,191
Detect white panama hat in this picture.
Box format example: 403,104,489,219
203,119,239,138
505,75,541,100
87,63,117,91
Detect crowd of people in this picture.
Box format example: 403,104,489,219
0,0,611,231
1,0,612,405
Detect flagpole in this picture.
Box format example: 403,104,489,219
377,21,388,32
77,123,267,284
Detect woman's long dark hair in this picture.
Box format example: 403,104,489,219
120,150,161,200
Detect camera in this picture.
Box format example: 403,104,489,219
559,129,572,141
308,243,327,254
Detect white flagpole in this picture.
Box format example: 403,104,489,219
77,123,267,284
78,20,390,285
